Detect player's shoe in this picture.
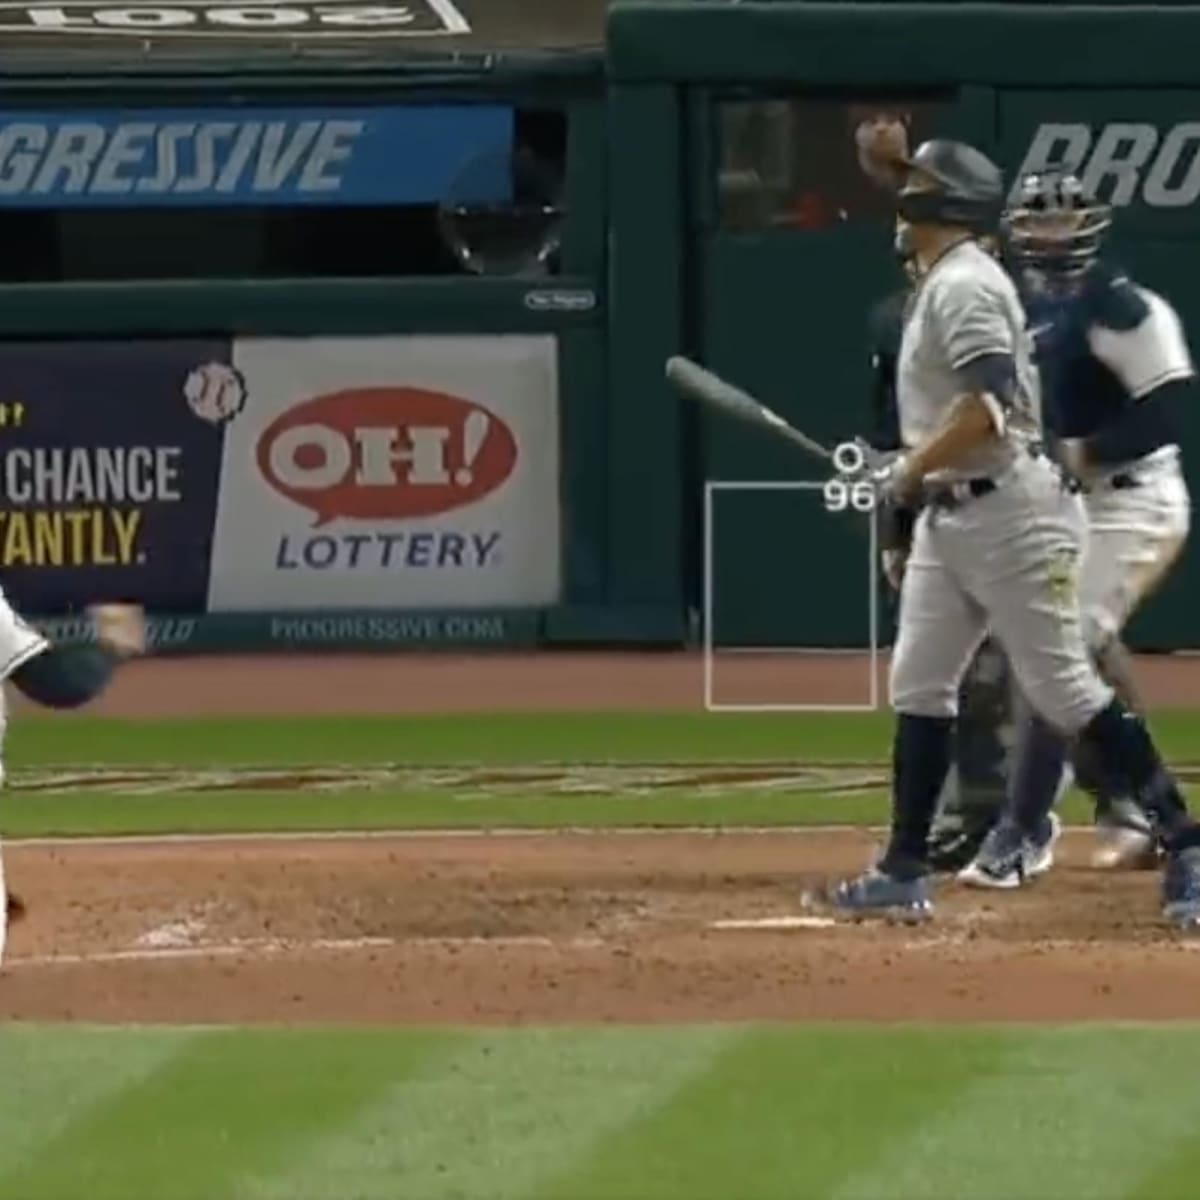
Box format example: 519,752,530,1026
5,892,25,923
957,813,1061,890
1162,846,1200,930
89,604,146,658
1093,797,1159,870
821,867,933,922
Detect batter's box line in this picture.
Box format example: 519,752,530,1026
702,480,881,712
5,933,612,970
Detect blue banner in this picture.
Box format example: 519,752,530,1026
0,340,232,613
0,106,513,207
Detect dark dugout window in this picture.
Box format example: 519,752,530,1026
716,92,956,232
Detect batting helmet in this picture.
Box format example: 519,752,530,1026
1002,170,1111,282
896,139,1004,233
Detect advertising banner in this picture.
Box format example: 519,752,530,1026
206,335,562,611
0,340,227,613
0,106,511,206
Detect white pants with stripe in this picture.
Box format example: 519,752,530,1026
1078,446,1190,650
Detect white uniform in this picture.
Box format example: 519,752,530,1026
890,239,1114,734
1069,286,1192,645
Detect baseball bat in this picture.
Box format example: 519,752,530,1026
664,355,834,464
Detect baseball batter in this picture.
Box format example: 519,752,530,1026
0,599,144,965
867,253,1022,870
825,139,1200,927
958,171,1193,887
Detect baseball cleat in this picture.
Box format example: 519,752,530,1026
1092,798,1159,870
819,867,933,922
1162,846,1200,930
1024,812,1062,878
89,604,146,658
958,813,1061,890
5,892,25,923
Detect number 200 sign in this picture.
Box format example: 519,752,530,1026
822,442,877,514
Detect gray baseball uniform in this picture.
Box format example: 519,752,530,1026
889,239,1113,734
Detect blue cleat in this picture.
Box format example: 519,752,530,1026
1162,845,1200,930
958,812,1061,890
824,867,933,923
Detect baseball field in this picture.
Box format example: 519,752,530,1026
2,651,1200,1199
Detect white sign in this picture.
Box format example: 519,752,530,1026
206,335,561,611
0,0,469,38
1013,121,1200,208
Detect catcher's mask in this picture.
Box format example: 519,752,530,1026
1002,171,1111,294
895,139,1004,234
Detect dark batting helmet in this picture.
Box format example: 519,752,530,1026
896,139,1004,233
1002,170,1111,282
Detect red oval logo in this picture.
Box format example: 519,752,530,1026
257,387,518,526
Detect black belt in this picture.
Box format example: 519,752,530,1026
925,478,997,509
1078,472,1139,493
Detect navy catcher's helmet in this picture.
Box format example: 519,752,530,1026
896,139,1004,233
1002,171,1111,281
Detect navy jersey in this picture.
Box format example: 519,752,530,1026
1026,262,1193,466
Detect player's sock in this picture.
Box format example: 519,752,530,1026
881,714,954,878
1009,712,1070,836
10,644,120,709
1077,699,1200,850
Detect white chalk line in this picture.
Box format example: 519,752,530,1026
6,933,608,971
4,824,1112,851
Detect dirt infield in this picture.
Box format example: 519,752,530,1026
4,650,1200,1024
5,828,1200,1024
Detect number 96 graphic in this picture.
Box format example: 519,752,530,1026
822,441,877,513
822,478,877,513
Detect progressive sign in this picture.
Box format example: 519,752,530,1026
0,106,510,205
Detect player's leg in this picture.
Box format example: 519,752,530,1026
958,686,1071,888
965,470,1200,925
1081,638,1158,866
927,636,1017,871
826,514,986,918
1077,465,1190,866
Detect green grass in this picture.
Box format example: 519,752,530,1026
10,711,898,766
2,1024,1200,1200
2,785,1122,839
5,709,1199,838
7,710,1200,1199
11,709,1200,767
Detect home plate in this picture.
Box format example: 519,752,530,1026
710,916,837,931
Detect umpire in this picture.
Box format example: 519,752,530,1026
866,236,1016,871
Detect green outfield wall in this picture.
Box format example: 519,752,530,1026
5,4,1200,650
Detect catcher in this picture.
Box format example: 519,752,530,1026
957,171,1190,887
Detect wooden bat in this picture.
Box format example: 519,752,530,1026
664,355,834,464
